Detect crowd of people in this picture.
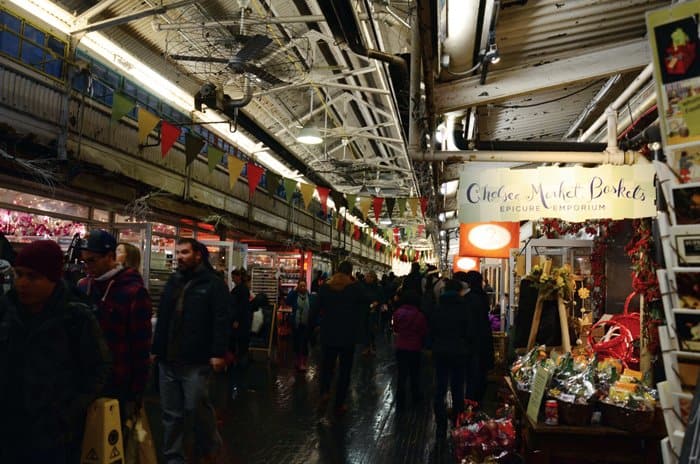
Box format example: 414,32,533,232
0,230,497,463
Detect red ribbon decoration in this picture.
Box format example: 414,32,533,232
420,197,429,217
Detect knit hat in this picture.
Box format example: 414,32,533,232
80,229,117,254
14,240,64,282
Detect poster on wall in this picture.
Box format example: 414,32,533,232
647,1,700,150
457,164,656,223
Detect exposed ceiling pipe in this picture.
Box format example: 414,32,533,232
563,74,620,140
440,0,481,74
578,63,653,142
411,149,632,164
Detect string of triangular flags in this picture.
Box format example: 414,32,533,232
113,95,432,260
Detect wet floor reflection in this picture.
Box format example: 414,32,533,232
146,336,453,463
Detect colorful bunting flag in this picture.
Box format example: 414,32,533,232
397,198,407,217
330,190,345,210
346,194,357,212
137,107,160,144
246,162,264,198
228,156,245,189
408,197,419,216
317,187,330,215
160,121,181,159
299,182,316,209
385,198,396,218
266,171,282,193
420,197,429,216
284,178,297,203
372,197,384,222
359,197,371,220
111,92,135,125
207,146,224,172
184,132,205,167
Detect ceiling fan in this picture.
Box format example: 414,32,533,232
170,34,286,86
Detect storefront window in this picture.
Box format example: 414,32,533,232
0,187,89,218
92,208,110,222
0,208,86,242
152,222,176,236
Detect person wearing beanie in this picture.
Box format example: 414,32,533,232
0,239,111,463
77,229,153,441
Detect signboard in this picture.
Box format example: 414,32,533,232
457,164,656,223
458,222,520,258
647,1,700,151
527,365,552,424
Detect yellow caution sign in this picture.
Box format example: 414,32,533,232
81,398,124,464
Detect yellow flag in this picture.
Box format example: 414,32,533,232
299,182,316,209
137,107,160,145
228,156,245,189
408,197,419,216
359,197,372,220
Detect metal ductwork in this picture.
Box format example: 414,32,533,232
318,0,410,135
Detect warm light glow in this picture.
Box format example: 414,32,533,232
455,257,479,271
467,224,512,250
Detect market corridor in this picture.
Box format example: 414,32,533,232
144,337,449,464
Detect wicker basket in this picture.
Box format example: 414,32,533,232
600,401,655,433
557,400,593,426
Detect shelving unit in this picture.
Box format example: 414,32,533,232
278,253,302,304
248,252,278,304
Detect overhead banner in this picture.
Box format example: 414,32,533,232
458,164,657,223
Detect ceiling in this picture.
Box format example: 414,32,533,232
45,0,669,258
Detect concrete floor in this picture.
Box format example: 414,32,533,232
144,334,462,464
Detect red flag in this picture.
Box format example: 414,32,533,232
372,227,377,236
420,197,429,216
417,224,425,236
246,163,264,198
317,187,330,214
373,197,384,223
393,227,400,244
353,225,361,240
160,121,181,158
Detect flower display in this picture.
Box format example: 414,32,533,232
578,287,590,300
527,264,574,300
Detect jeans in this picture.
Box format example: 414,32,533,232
395,349,422,406
465,354,488,404
293,324,310,356
433,353,466,434
320,345,355,408
158,362,222,464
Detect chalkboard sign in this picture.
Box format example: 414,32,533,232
680,370,700,463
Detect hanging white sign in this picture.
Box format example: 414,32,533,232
458,164,657,223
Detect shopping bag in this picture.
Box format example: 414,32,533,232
125,406,158,464
251,309,264,334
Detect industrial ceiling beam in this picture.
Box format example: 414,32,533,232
71,0,196,33
434,40,650,114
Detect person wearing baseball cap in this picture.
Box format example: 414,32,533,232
0,240,111,463
77,229,152,443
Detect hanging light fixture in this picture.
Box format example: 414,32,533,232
297,89,323,145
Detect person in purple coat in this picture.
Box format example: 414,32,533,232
392,287,428,409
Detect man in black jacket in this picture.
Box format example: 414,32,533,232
151,239,230,464
0,240,111,464
317,260,366,417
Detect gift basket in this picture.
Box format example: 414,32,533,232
547,352,596,426
510,345,553,407
451,401,518,464
597,366,657,433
